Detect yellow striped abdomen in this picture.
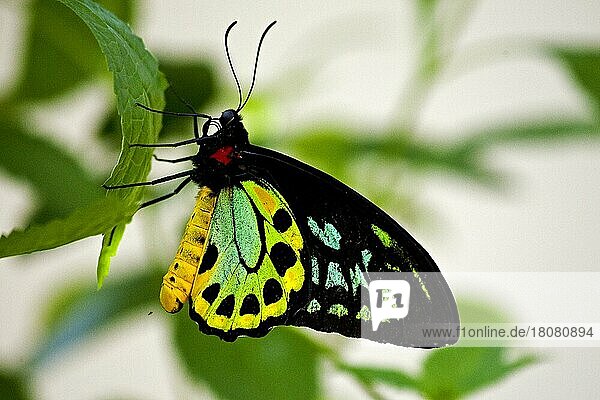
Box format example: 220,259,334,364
160,186,216,313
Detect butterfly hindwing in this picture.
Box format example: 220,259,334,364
241,145,460,347
189,178,307,340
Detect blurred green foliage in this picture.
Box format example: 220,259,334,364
0,118,102,224
553,48,600,118
0,370,30,400
9,0,134,102
175,321,320,400
1,0,599,399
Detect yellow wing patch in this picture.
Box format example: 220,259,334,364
189,179,305,333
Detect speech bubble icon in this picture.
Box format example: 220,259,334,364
368,279,411,331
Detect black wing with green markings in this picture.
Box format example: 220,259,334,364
241,145,460,347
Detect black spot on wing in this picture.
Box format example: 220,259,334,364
202,283,220,305
272,208,292,232
198,244,218,274
240,294,260,315
216,294,235,318
270,242,296,276
263,278,283,305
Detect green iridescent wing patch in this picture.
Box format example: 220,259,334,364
189,178,304,339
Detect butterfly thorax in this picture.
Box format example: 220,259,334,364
190,109,250,190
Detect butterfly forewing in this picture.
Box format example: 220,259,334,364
241,145,460,347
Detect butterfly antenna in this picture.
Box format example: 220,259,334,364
225,21,244,111
238,21,277,112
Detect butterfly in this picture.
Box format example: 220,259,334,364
105,21,459,347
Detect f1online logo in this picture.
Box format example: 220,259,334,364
368,280,411,331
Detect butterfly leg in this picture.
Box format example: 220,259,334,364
193,116,200,139
153,154,195,163
136,102,204,139
135,102,210,118
139,177,192,209
102,170,192,189
129,138,199,148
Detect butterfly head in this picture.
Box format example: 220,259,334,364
219,109,239,126
212,109,247,145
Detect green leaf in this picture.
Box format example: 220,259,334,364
0,0,165,268
10,0,135,101
57,0,167,285
0,197,135,258
418,347,538,400
282,128,497,185
174,317,320,400
455,120,600,154
0,117,102,224
414,299,537,400
338,364,420,392
96,220,129,288
552,48,600,118
58,0,166,194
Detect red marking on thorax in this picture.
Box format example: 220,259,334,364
210,145,235,165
